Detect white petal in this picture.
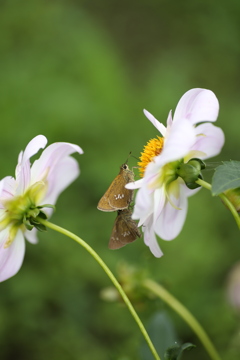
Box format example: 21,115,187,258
193,123,225,159
155,117,196,166
1,176,16,197
143,109,167,136
0,178,4,197
154,185,188,240
153,187,166,223
0,176,17,209
131,185,153,224
184,184,201,198
22,135,48,164
173,89,219,125
31,142,83,185
25,228,38,244
126,179,144,190
15,135,47,194
166,110,173,128
0,229,25,282
143,216,163,257
41,157,80,208
42,156,80,206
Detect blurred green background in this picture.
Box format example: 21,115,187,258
1,0,240,359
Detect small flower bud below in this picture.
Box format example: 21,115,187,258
176,158,205,189
224,187,240,213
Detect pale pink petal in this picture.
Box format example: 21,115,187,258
126,178,144,190
25,228,38,244
143,109,167,136
1,176,16,198
183,184,201,198
153,187,166,223
132,185,153,225
143,216,163,257
0,229,25,282
173,89,219,125
154,184,188,240
166,110,173,128
30,142,83,185
0,178,4,197
193,123,225,159
131,163,166,225
0,177,17,209
155,118,196,166
22,135,48,164
41,156,80,206
15,135,47,195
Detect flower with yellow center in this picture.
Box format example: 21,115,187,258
138,136,164,177
0,135,83,282
126,88,225,257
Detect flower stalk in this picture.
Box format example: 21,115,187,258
143,279,222,360
36,218,161,360
196,178,240,229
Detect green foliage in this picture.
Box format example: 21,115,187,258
164,343,196,360
212,161,240,195
140,312,178,360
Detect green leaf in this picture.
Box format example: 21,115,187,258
140,312,178,360
212,161,240,196
164,342,196,360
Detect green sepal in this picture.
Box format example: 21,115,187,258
185,174,203,190
177,158,204,189
28,207,40,218
29,217,47,232
23,215,34,231
37,210,48,220
188,158,206,170
29,211,47,232
33,223,47,232
164,342,196,360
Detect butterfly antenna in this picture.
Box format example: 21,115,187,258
124,151,132,164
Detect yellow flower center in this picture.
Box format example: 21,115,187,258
138,136,164,177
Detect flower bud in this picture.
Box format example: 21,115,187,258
224,187,240,213
176,158,205,189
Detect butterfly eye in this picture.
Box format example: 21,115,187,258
123,164,128,170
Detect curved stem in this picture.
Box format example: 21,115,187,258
195,178,212,191
143,279,222,360
37,218,161,360
196,178,240,229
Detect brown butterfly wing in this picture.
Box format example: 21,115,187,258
97,174,124,211
97,165,134,212
108,209,141,250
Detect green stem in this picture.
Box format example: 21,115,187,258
195,178,212,191
37,218,161,360
143,279,222,360
196,178,240,229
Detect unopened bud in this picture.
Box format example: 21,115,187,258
176,158,205,189
224,187,240,213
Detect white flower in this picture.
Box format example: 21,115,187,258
127,88,225,257
0,135,83,282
